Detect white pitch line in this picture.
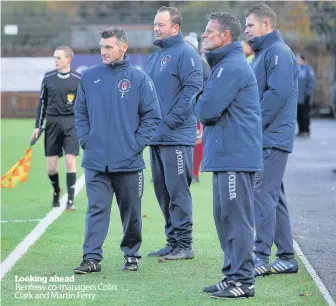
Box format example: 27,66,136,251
293,240,335,306
1,219,42,223
0,175,85,280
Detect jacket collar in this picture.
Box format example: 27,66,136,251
153,32,184,49
104,54,130,69
205,41,243,68
248,29,282,52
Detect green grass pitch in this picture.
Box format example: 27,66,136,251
1,119,326,305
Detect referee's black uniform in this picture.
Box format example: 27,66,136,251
35,69,81,157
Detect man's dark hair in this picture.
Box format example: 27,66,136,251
245,3,277,29
157,6,182,27
100,27,128,44
297,53,306,61
208,12,241,41
55,46,74,58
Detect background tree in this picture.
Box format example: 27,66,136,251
307,1,336,78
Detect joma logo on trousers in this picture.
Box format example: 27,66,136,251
175,149,184,175
138,171,143,197
228,172,236,200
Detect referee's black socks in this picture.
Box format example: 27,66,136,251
67,172,76,201
49,173,60,194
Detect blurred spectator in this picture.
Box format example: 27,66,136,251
184,32,210,82
242,40,254,63
333,81,336,174
296,53,316,137
333,80,336,114
192,120,203,183
184,32,210,183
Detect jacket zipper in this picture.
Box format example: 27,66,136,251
107,68,115,171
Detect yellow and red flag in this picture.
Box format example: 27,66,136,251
1,148,32,188
1,127,44,189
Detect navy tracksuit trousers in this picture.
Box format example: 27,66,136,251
83,168,143,261
213,171,255,285
150,145,193,249
254,148,295,262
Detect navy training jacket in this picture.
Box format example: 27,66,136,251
249,30,298,153
147,32,203,146
194,41,262,172
75,55,161,172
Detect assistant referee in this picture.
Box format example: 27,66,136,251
32,45,81,210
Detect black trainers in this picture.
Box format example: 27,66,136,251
203,276,229,293
270,258,299,274
254,256,271,277
74,259,101,274
122,257,139,272
66,200,75,211
296,132,310,138
147,244,174,257
52,192,60,208
211,281,255,299
163,247,194,260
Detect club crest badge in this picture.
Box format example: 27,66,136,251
118,79,131,98
67,93,75,104
160,55,171,71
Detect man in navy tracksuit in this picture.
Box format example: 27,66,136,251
146,6,203,260
296,53,316,137
195,12,262,299
245,3,299,276
73,27,161,273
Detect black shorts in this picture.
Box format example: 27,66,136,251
44,115,79,157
